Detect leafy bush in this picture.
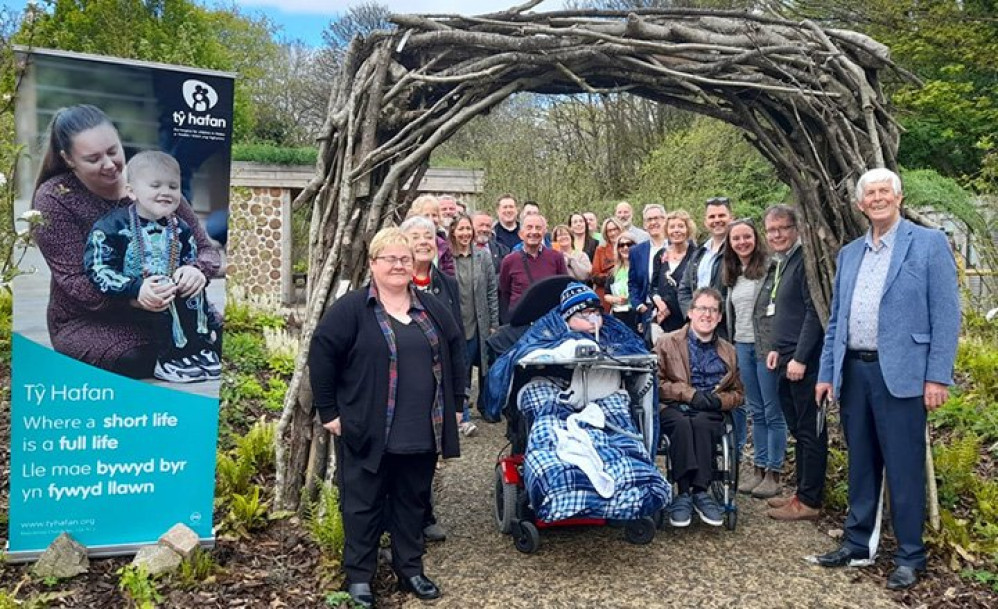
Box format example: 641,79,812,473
225,485,268,537
231,143,318,166
220,373,265,406
0,289,11,369
216,452,254,498
234,418,276,470
175,548,218,588
224,301,285,333
934,432,982,507
267,352,295,377
223,332,268,372
117,564,163,609
306,484,346,560
824,447,849,512
263,377,288,411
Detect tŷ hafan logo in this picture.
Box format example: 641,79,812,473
173,78,227,129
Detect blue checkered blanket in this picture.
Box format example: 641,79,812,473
520,381,671,522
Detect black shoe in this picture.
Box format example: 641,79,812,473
812,546,871,568
886,565,922,590
346,582,374,608
398,574,441,600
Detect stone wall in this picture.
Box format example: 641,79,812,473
227,186,289,298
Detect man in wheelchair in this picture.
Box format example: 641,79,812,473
655,287,744,528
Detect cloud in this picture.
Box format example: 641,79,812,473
234,0,561,17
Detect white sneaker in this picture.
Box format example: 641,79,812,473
194,349,222,376
154,358,208,383
459,421,478,437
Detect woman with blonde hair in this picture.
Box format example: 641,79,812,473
650,209,698,333
603,231,638,331
591,218,624,312
309,226,466,607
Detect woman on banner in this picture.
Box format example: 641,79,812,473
309,227,466,608
31,104,220,378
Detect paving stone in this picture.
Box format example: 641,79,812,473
31,532,89,579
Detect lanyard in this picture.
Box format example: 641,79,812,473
769,258,785,303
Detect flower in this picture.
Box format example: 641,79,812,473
18,209,43,224
0,172,6,187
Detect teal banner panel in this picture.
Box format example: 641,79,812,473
8,335,218,553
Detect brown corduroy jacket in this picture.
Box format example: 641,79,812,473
653,324,744,412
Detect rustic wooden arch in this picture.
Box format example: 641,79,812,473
276,5,903,508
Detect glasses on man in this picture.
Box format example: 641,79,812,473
765,224,797,237
617,241,634,249
690,305,720,315
374,255,414,267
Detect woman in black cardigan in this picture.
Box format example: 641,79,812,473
309,227,466,608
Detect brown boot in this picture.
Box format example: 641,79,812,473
767,497,820,521
751,470,782,499
738,466,765,494
766,494,796,508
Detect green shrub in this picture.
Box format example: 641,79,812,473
231,143,318,166
221,374,266,407
216,452,254,498
267,352,295,377
117,564,163,609
824,447,849,512
934,432,982,507
235,418,276,471
223,332,268,372
956,338,998,399
0,289,11,369
175,548,218,588
225,485,268,537
263,377,288,411
224,301,285,333
306,483,346,560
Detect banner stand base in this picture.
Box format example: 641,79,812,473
4,535,216,564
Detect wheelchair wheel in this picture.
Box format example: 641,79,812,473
724,509,737,531
512,520,540,554
624,517,656,545
494,465,518,534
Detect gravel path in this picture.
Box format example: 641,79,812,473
409,415,900,609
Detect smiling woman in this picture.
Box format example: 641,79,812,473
30,104,220,378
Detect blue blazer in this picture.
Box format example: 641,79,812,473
627,240,665,309
817,219,960,399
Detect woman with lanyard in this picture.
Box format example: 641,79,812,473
721,219,786,498
603,233,639,332
309,227,466,608
591,218,625,312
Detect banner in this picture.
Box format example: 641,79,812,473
8,49,234,559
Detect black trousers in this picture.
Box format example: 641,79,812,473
660,407,723,494
336,444,437,583
777,361,827,508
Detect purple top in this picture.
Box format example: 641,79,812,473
32,173,220,369
498,246,568,313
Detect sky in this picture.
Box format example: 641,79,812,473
1,1,567,48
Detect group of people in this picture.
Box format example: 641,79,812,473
312,169,959,606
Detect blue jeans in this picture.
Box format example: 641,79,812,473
462,333,479,423
735,342,786,471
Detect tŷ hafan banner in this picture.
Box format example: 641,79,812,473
7,48,233,559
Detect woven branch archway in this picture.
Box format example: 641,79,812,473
276,5,902,508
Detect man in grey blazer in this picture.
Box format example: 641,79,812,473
813,168,960,590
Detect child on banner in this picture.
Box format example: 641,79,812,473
84,150,221,383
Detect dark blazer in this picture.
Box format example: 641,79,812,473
308,286,467,473
481,239,511,275
651,242,697,332
764,244,824,366
818,219,960,399
428,266,463,329
678,240,726,317
627,239,667,310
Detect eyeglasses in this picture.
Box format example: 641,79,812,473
644,215,665,222
374,255,414,267
690,305,720,315
765,224,796,237
617,242,634,249
706,197,731,207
